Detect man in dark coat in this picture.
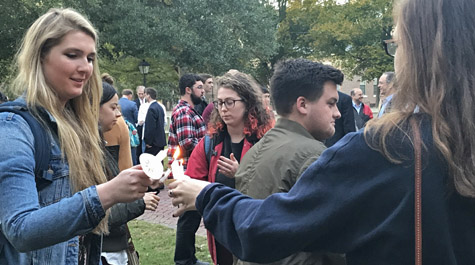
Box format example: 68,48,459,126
143,88,166,156
325,91,355,147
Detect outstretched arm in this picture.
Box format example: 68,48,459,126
169,132,406,263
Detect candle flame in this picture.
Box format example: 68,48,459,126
173,148,181,160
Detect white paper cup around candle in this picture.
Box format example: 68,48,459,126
139,153,164,179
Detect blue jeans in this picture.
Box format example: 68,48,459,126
131,147,137,165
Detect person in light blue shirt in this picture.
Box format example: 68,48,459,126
0,8,152,265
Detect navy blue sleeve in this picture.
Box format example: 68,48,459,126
133,103,138,125
156,105,166,147
196,132,414,263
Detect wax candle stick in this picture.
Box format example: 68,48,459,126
160,168,172,183
171,159,185,179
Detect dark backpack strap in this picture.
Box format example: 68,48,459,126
204,134,216,166
204,135,211,165
0,101,51,178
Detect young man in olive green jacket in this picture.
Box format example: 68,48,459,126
235,59,347,265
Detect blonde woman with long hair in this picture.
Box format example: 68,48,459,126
0,8,151,265
168,0,475,264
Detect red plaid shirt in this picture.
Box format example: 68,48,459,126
167,100,206,169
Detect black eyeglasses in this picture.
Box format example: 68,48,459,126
383,39,397,57
213,98,244,109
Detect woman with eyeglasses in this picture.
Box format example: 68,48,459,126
184,71,274,265
168,0,475,264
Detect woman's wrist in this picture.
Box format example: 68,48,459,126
96,181,115,210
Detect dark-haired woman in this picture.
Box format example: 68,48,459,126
99,82,159,265
101,73,133,172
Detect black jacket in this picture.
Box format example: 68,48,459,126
353,103,371,130
325,91,355,147
102,145,146,252
143,102,167,153
134,98,142,110
194,99,208,116
102,200,145,252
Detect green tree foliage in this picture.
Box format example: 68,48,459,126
0,0,66,96
278,0,394,80
65,0,278,76
277,0,319,59
0,0,35,94
98,43,179,105
1,0,278,96
1,0,396,95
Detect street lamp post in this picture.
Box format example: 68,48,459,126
138,59,150,87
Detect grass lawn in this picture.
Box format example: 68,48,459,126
128,219,213,265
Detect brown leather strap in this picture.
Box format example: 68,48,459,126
125,224,136,252
410,118,422,265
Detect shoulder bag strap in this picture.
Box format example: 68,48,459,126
410,118,422,265
0,103,51,179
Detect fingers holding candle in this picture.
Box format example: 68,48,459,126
97,166,152,210
168,178,212,217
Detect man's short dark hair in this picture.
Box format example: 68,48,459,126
122,89,133,96
199,74,213,83
145,87,157,100
179,73,202,96
384,72,395,84
270,58,344,116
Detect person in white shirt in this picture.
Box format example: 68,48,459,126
137,96,150,154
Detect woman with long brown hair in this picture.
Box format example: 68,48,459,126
168,0,475,264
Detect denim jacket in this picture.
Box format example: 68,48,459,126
0,101,106,265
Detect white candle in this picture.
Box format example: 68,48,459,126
159,168,172,183
171,159,185,180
